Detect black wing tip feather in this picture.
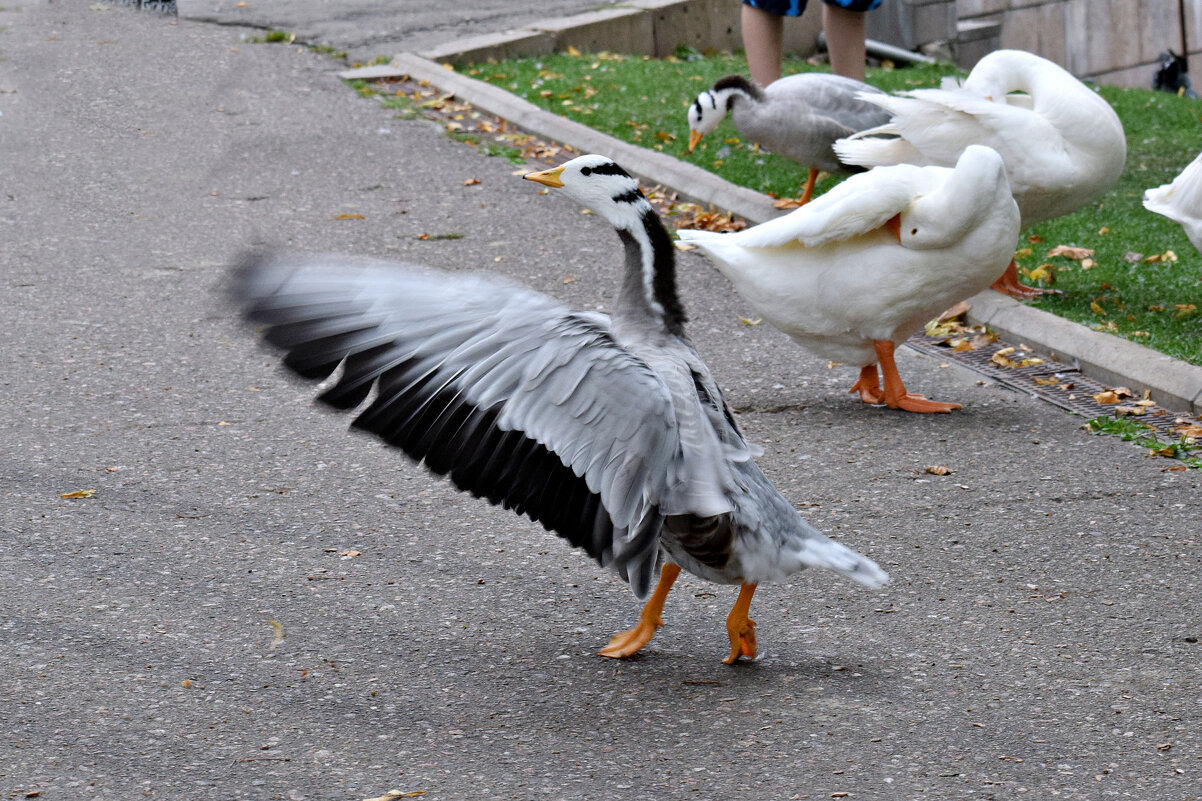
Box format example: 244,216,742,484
228,248,660,595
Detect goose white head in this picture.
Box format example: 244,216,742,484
687,89,727,150
687,76,761,152
525,154,651,232
902,144,1017,251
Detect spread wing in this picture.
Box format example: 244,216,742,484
230,250,686,598
835,88,1066,178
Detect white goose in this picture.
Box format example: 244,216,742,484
677,145,1020,413
687,73,893,205
834,49,1127,297
1143,150,1202,252
230,154,886,664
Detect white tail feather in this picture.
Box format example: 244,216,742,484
793,536,889,589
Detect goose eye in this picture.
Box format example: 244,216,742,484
910,228,918,235
581,166,593,177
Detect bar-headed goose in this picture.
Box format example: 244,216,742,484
834,49,1127,297
1143,150,1202,253
678,145,1020,413
230,154,887,664
687,73,893,205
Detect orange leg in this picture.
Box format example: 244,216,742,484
848,364,884,404
598,563,681,659
990,258,1061,299
875,339,961,413
799,167,819,205
723,583,759,664
772,168,820,209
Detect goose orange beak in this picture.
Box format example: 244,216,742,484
524,165,565,188
687,130,704,153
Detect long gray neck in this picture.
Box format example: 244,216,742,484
610,210,687,340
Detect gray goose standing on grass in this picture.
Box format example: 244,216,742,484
687,73,894,206
230,153,887,664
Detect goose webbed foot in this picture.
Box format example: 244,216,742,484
848,364,884,405
875,339,962,414
723,583,759,664
598,563,680,659
990,259,1062,298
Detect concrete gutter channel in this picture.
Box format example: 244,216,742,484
340,3,1202,416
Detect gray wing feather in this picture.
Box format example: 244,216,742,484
231,250,682,597
767,73,892,132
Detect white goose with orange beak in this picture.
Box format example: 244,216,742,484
678,145,1019,413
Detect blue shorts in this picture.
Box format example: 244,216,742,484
742,0,882,16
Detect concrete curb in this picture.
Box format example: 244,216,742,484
379,53,782,224
964,291,1202,414
343,53,1202,416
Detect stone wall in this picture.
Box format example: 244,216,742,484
419,0,1200,89
957,0,1202,87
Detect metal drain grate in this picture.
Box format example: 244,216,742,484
904,332,1197,438
111,0,177,13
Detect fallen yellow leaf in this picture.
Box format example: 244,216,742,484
1090,300,1106,316
59,489,96,499
362,792,428,801
1047,245,1094,260
336,213,365,220
924,465,953,475
937,300,971,322
1144,250,1178,264
738,316,763,326
1024,264,1053,283
268,619,285,651
1093,390,1121,404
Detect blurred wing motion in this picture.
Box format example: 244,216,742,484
231,251,687,597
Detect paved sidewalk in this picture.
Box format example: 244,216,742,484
177,0,625,62
1,4,1200,800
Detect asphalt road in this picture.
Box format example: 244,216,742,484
175,0,627,62
2,4,1200,800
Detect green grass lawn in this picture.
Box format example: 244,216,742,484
459,50,1202,366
